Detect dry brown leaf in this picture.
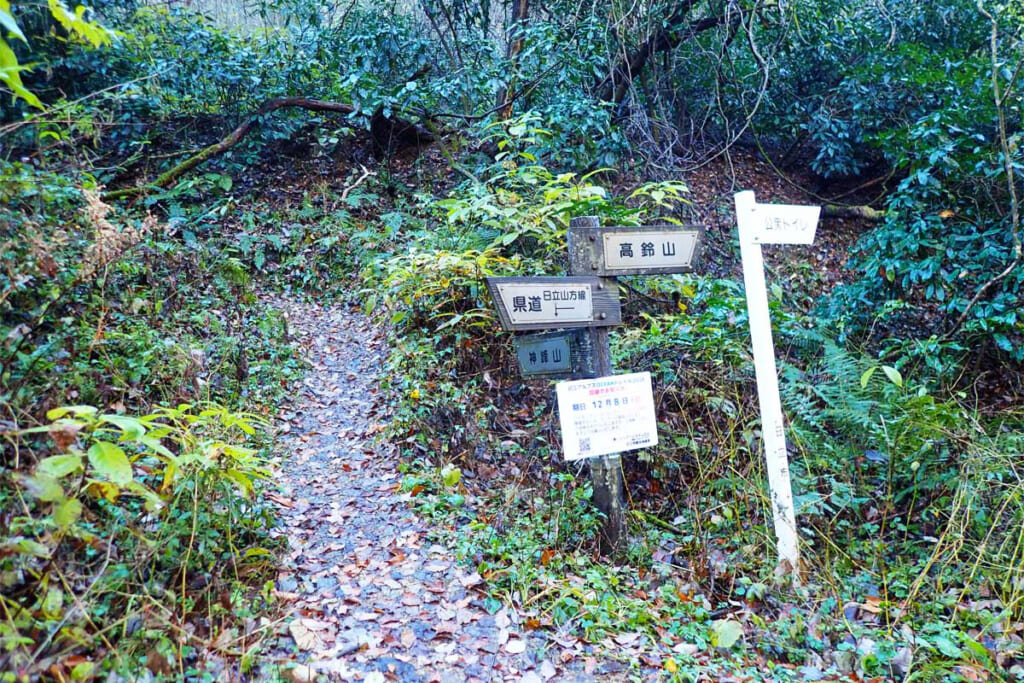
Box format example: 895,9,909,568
433,622,459,639
458,572,483,588
614,632,642,646
289,621,322,651
210,628,236,651
400,629,416,649
861,596,884,614
282,664,317,683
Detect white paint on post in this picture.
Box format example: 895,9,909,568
735,190,813,578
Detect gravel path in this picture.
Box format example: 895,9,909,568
259,298,607,683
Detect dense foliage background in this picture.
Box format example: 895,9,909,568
1,0,1022,679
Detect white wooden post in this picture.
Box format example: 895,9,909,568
734,190,818,579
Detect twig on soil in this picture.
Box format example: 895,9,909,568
341,165,373,202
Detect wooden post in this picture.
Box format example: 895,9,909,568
569,216,627,555
734,191,804,580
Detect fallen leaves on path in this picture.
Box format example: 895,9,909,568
258,297,620,681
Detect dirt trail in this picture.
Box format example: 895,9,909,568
260,297,604,683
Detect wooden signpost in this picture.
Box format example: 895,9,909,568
735,190,821,581
486,217,704,554
486,196,817,578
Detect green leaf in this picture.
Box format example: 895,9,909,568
124,482,164,512
223,468,255,498
881,365,903,387
221,444,257,460
139,435,174,459
441,464,461,488
41,586,64,620
70,660,96,681
710,620,744,649
15,538,51,557
0,6,28,42
963,637,990,662
45,405,97,421
101,414,147,439
233,419,256,436
20,474,64,502
47,0,116,48
930,634,962,658
53,498,83,529
37,454,83,479
860,366,877,389
87,441,133,486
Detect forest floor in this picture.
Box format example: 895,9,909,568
258,296,641,682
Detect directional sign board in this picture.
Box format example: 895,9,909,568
749,204,820,245
555,372,658,461
486,276,621,332
514,329,595,379
568,225,703,276
735,191,821,579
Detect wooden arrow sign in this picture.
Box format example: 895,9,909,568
568,224,703,276
485,276,621,332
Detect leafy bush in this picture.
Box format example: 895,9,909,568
825,102,1023,367
1,403,277,678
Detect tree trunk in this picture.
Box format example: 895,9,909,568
594,2,750,107
496,0,530,119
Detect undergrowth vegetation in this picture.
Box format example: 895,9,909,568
0,158,301,677
373,138,1024,677
2,0,1022,679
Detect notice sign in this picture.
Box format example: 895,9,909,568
603,230,700,272
555,372,658,461
750,203,820,245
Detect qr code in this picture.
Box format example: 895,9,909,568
578,437,591,454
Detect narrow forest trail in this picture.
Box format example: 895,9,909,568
258,296,613,683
